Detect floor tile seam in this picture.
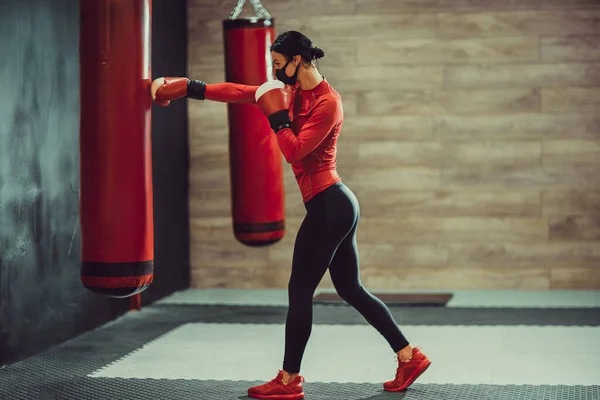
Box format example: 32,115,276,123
154,303,600,308
79,377,600,388
129,322,600,327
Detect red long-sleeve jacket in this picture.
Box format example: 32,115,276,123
204,79,343,203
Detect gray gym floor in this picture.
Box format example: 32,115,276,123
1,289,599,399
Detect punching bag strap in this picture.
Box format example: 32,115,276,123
228,0,272,20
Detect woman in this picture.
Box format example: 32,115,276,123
151,30,431,400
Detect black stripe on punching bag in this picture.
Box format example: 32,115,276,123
81,261,154,298
234,220,285,233
233,221,286,247
81,261,154,277
222,18,274,30
84,284,152,298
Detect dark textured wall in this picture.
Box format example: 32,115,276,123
0,0,189,365
145,0,190,304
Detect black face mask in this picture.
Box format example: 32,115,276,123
275,60,299,86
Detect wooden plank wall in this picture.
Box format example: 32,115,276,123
186,0,600,290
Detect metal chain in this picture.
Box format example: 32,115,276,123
228,0,246,19
249,0,272,19
228,0,271,19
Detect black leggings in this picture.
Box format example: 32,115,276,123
282,182,410,373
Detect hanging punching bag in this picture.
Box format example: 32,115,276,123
79,0,154,297
222,0,286,247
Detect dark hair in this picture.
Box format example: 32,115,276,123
270,30,325,64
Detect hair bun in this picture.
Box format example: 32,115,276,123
312,47,325,59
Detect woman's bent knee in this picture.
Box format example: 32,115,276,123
336,284,366,304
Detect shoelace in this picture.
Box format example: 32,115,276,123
393,346,423,379
265,370,305,388
265,378,278,388
264,371,282,388
394,346,422,363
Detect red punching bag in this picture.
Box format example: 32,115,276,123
79,0,154,297
223,0,285,247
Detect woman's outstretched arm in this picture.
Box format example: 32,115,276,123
151,77,258,105
203,81,258,104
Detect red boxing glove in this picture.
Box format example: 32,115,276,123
255,81,292,133
150,77,206,106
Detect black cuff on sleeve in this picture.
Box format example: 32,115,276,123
268,110,291,132
273,122,292,133
187,79,206,100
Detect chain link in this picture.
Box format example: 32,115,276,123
249,0,272,19
227,0,246,19
228,0,272,19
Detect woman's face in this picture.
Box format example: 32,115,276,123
271,51,300,85
271,51,289,72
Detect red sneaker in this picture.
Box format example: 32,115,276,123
247,370,305,400
383,346,431,392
